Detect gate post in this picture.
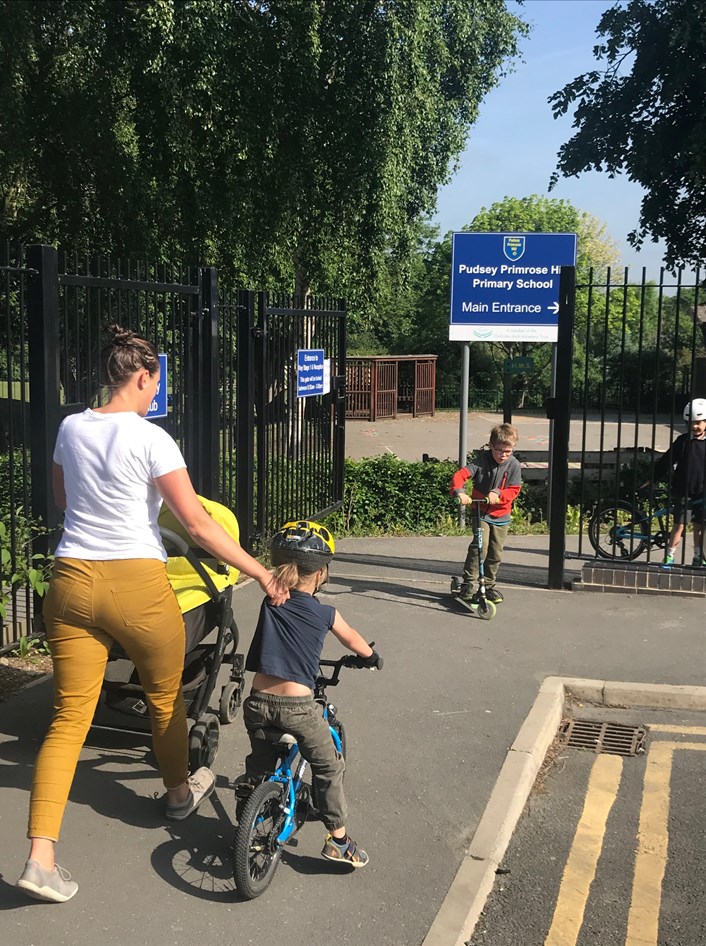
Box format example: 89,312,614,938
333,300,347,504
27,245,62,541
235,289,256,551
196,266,220,500
547,265,576,589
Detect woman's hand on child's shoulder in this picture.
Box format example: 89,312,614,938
262,574,290,605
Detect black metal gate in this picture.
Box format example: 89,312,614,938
27,246,218,541
548,265,705,585
222,290,346,552
1,242,347,647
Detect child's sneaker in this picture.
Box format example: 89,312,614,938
485,588,504,604
661,552,675,568
16,859,78,903
692,555,706,568
459,582,474,601
321,833,369,867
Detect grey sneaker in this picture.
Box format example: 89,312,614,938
165,766,215,821
16,859,78,903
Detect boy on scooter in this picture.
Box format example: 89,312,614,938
450,423,522,605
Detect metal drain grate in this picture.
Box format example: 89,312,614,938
560,718,647,757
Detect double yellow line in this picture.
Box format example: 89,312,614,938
545,726,706,946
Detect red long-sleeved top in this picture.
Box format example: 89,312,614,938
449,450,522,523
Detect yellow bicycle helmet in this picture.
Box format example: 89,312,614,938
270,520,335,573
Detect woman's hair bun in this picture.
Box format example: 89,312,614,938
107,324,135,347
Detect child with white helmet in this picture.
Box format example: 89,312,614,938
653,398,706,566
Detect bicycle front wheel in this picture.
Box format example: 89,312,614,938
588,502,648,561
233,781,285,900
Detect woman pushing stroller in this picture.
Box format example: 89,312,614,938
16,325,289,904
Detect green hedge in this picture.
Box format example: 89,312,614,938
323,455,458,535
322,456,567,537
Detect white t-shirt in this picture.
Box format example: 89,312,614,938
53,409,186,561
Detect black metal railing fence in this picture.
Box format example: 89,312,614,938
0,242,33,647
1,245,346,649
566,265,704,564
221,289,346,552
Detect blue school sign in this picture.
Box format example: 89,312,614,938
297,349,325,397
146,353,168,420
449,232,577,342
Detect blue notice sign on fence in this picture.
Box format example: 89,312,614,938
297,349,325,397
449,232,577,342
146,353,168,419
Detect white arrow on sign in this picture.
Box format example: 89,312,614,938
547,302,560,314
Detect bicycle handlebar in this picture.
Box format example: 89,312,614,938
317,644,382,687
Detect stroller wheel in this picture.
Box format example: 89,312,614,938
219,681,243,724
188,713,220,771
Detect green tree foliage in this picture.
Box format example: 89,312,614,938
0,0,527,316
549,0,706,269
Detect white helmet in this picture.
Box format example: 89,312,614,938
683,398,706,422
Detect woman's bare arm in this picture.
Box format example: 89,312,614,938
154,467,289,604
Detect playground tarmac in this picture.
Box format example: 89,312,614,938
345,410,679,462
2,534,705,946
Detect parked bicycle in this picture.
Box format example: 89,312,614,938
587,490,703,561
232,652,379,900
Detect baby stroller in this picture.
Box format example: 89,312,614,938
92,496,246,773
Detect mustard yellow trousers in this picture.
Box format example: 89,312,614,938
29,558,188,841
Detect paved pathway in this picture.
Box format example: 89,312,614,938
1,536,704,946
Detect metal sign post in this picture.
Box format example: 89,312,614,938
458,342,470,528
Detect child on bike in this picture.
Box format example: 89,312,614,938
237,520,382,867
652,398,706,567
450,423,522,604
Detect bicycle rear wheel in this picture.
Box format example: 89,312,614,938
588,502,648,561
233,781,285,900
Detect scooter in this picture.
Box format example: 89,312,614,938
450,498,496,620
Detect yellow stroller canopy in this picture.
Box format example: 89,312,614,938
158,496,240,614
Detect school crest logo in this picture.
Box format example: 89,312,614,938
503,236,525,261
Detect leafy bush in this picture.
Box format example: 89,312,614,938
324,455,458,535
324,457,586,537
0,512,53,624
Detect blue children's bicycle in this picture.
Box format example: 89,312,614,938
232,652,380,900
588,490,704,562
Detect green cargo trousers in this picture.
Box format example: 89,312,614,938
462,519,510,589
243,691,347,831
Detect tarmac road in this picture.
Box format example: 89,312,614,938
470,705,706,946
2,535,705,946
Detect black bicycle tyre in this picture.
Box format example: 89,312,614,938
233,781,285,900
310,719,347,817
588,502,648,561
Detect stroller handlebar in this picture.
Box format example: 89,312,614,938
159,526,224,602
159,527,190,557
